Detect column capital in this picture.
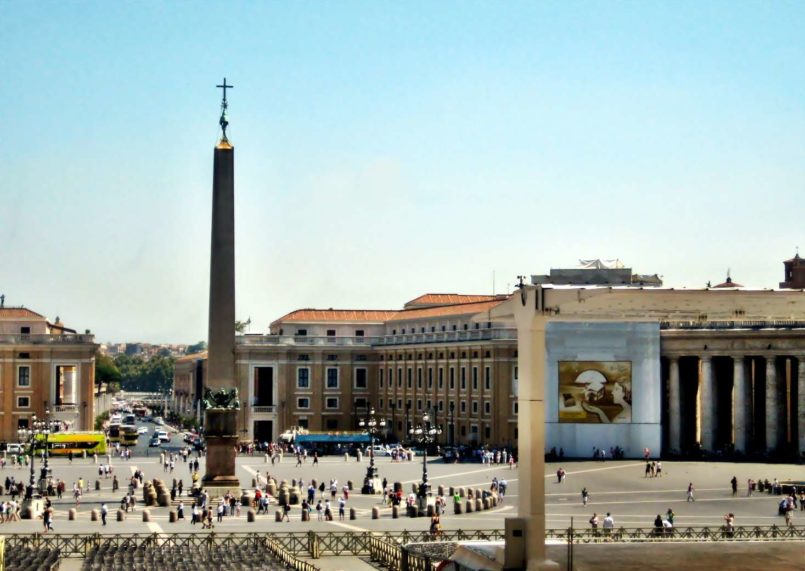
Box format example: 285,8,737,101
700,354,712,364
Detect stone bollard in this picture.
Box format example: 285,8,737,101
302,509,309,522
475,498,482,512
90,509,98,522
475,488,483,500
252,478,257,488
466,500,473,513
95,480,101,491
247,509,256,522
454,501,462,515
482,498,490,510
142,509,151,522
491,496,497,507
348,480,353,491
68,508,76,521
275,510,282,522
459,487,465,498
438,485,445,497
0,484,4,495
372,507,379,520
427,504,435,517
350,507,356,520
241,493,251,506
117,509,125,521
169,510,177,523
392,506,399,519
449,486,454,497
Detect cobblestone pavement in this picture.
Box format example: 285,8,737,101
2,438,803,535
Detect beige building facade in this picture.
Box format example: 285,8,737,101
175,278,805,458
0,306,97,442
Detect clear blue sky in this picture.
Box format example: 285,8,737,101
1,2,803,343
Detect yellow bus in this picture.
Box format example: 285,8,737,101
121,425,139,447
108,422,121,443
34,432,108,456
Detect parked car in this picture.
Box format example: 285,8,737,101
6,443,24,454
149,436,161,447
137,426,149,435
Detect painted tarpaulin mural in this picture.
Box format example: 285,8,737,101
558,361,632,423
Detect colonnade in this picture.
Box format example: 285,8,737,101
667,354,804,456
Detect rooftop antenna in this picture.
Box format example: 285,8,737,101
0,294,4,308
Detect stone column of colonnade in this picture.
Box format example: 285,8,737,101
668,357,681,453
798,356,805,457
699,356,715,452
732,356,750,454
765,356,779,452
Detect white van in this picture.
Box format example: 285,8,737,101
6,443,24,454
155,430,170,442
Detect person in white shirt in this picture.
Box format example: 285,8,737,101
603,512,615,535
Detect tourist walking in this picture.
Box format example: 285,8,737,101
603,512,614,536
686,483,695,502
581,487,589,506
730,476,738,496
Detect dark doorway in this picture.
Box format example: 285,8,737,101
254,420,273,443
678,356,700,453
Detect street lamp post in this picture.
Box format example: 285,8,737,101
449,402,455,447
358,406,386,494
408,411,442,515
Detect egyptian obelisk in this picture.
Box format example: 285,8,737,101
203,78,240,489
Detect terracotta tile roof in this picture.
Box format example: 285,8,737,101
404,293,506,308
175,351,208,363
389,299,507,321
0,307,45,319
271,309,399,326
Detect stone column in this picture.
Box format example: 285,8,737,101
798,356,805,457
668,357,681,453
765,357,779,453
733,356,748,454
507,288,557,570
699,356,714,451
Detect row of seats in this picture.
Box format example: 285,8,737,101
81,544,292,571
5,547,60,571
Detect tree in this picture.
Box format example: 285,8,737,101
186,341,207,355
235,318,251,334
95,353,121,394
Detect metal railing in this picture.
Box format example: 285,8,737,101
0,530,504,559
546,524,805,543
252,405,276,414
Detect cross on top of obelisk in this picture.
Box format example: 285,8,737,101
216,77,234,141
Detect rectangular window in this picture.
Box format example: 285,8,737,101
472,367,478,390
438,368,444,389
326,397,339,409
17,365,31,388
417,399,422,411
513,366,519,395
326,367,339,389
355,329,364,338
460,367,466,390
326,418,339,430
297,397,310,409
355,368,368,389
379,369,384,388
398,368,402,388
427,368,433,388
297,367,310,389
20,326,31,335
438,400,444,411
460,401,466,413
417,368,422,389
513,401,519,415
326,354,338,361
484,367,491,390
355,354,367,361
471,424,479,434
326,329,336,337
449,367,455,389
397,399,403,409
298,418,309,429
407,368,412,389
297,354,310,361
296,329,307,336
355,397,367,409
484,401,491,415
379,398,384,409
388,368,392,387
472,401,478,414
484,426,491,439
17,396,30,408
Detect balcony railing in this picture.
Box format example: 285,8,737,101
251,405,276,414
0,334,95,345
238,328,517,348
660,320,805,331
373,328,517,346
